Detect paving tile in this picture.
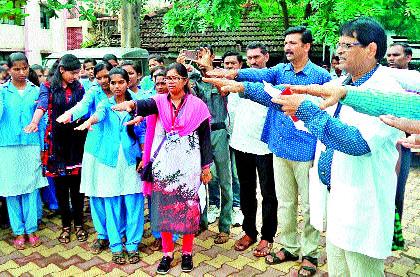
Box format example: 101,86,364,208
140,250,163,265
255,267,287,276
15,252,44,266
0,261,19,272
386,263,413,276
193,252,212,266
236,265,265,276
248,257,270,272
119,261,149,275
51,265,84,277
189,264,218,276
0,168,418,277
404,246,420,259
103,268,128,276
0,250,24,265
205,254,233,269
270,261,300,273
0,241,17,255
8,262,40,276
29,264,62,276
57,254,85,269
195,237,215,250
226,255,255,270
75,256,106,271
73,267,106,277
210,264,240,276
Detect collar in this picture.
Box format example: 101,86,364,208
285,60,313,75
166,92,187,101
3,79,35,93
351,64,379,87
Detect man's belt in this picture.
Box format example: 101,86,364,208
211,122,226,131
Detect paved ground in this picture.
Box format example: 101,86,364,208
0,168,419,276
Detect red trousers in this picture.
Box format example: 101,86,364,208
161,232,194,253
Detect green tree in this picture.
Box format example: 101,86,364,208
163,0,420,45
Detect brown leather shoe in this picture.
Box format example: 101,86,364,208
234,234,256,251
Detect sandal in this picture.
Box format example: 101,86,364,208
28,234,42,247
58,227,71,244
265,248,299,265
214,232,229,244
90,239,109,254
13,236,26,250
298,256,318,277
127,250,141,264
112,251,126,265
149,238,162,251
253,240,272,257
75,226,88,242
234,234,256,251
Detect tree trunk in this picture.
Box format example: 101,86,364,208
278,0,289,30
120,0,142,48
304,1,312,19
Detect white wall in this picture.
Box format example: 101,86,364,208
0,24,25,51
0,0,69,65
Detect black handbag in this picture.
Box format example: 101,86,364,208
140,136,166,182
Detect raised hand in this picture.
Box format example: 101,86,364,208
177,50,187,65
112,100,136,112
24,122,39,133
74,121,92,131
202,78,244,94
398,134,420,149
206,68,237,79
271,94,306,116
124,116,144,126
287,84,347,110
379,115,420,134
56,112,72,124
195,47,213,72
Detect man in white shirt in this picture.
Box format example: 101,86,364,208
229,43,278,258
274,17,404,276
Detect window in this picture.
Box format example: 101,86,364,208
40,5,51,29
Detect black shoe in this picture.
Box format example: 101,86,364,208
181,254,193,272
156,255,173,275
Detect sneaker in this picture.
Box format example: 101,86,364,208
207,205,220,224
232,207,244,227
156,255,173,275
181,254,193,272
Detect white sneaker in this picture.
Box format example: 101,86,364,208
232,207,244,227
207,205,220,224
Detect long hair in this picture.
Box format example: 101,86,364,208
50,54,81,90
49,54,83,118
109,67,137,142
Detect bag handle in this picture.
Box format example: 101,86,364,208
150,136,166,162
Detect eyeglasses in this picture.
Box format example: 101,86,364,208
164,76,186,82
336,42,362,50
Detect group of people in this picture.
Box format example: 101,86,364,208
0,15,419,276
